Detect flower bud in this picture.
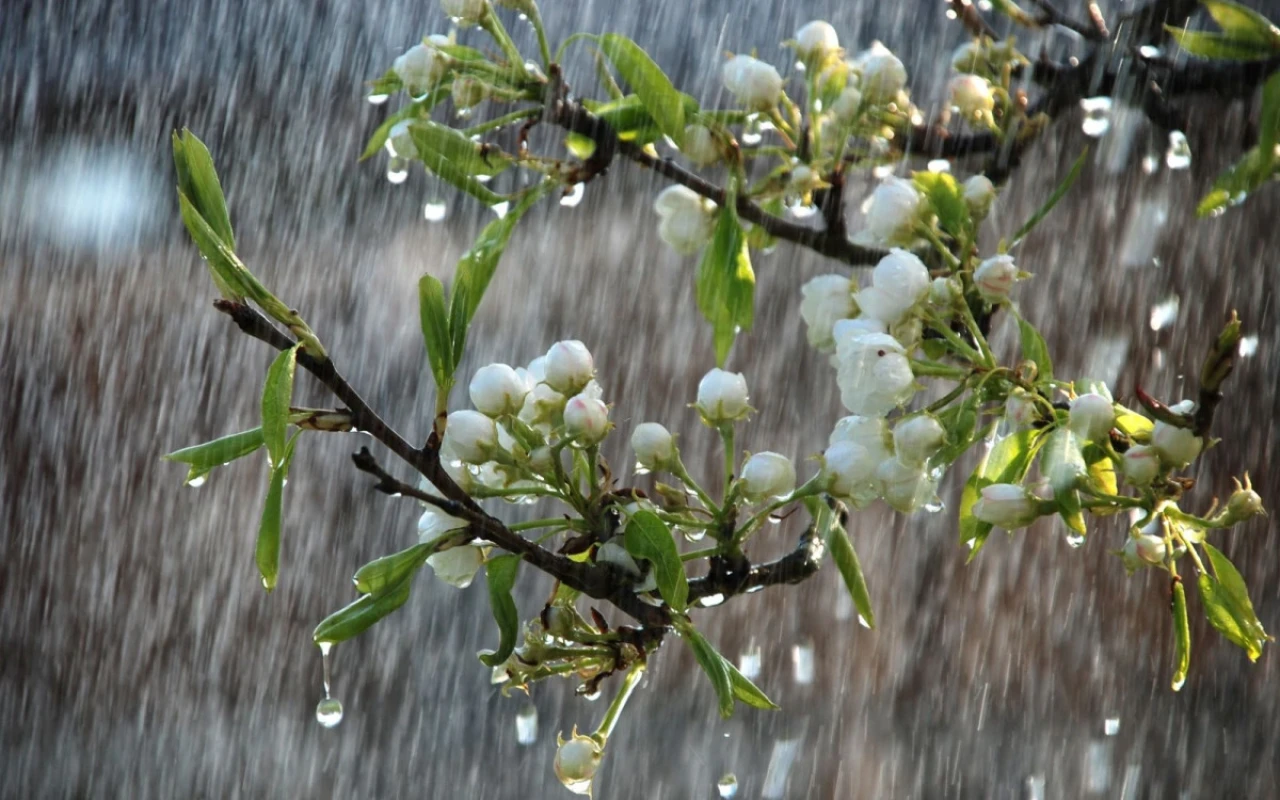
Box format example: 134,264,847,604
631,422,675,470
426,543,485,588
832,317,888,344
928,276,960,309
544,340,595,395
1122,519,1168,569
973,254,1019,302
450,75,488,109
800,274,856,352
893,414,946,466
1069,392,1116,443
740,452,797,501
971,483,1041,529
555,728,604,795
681,124,720,165
862,179,922,246
1221,474,1266,525
722,54,785,110
468,363,529,417
951,40,985,73
794,20,840,63
518,383,566,430
822,440,880,507
829,415,892,460
654,186,716,253
855,43,907,104
563,394,610,444
392,36,452,93
829,86,863,124
1120,444,1160,486
443,409,498,464
963,174,996,219
696,368,750,424
856,247,930,324
834,331,917,416
875,457,935,514
441,0,487,25
1004,388,1038,430
1152,403,1203,467
1042,429,1087,496
387,120,417,159
948,74,995,119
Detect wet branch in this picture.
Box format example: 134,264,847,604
687,520,827,604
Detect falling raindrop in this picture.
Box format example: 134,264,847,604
490,201,510,219
682,527,707,543
871,164,894,180
717,773,740,798
515,704,538,745
423,201,448,222
699,593,726,608
475,174,493,184
560,183,586,207
1239,335,1259,357
762,738,802,799
1065,532,1086,549
186,474,207,488
1079,97,1113,138
1142,154,1160,174
367,93,389,105
1149,296,1180,331
738,643,762,679
791,641,814,685
316,697,344,728
1165,131,1192,170
1026,774,1046,800
386,166,409,185
1105,717,1121,736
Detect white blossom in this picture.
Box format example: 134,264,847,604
893,414,946,466
855,248,930,325
800,274,856,351
631,423,675,470
829,86,863,124
544,340,595,395
722,55,785,110
822,440,880,506
1069,392,1116,442
392,36,452,92
563,394,610,444
740,452,797,501
971,483,1041,529
469,363,529,417
834,330,916,416
696,368,750,424
681,124,720,165
854,43,907,104
1121,444,1160,486
862,178,923,246
1004,388,1038,430
794,21,840,62
875,457,935,513
653,186,716,254
1152,400,1203,467
973,254,1020,302
443,409,498,464
426,544,485,588
417,503,468,542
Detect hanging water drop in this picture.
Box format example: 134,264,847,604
316,697,344,728
424,201,448,222
1105,717,1120,736
1239,335,1259,357
515,704,538,745
926,159,950,173
1165,131,1191,170
1065,531,1086,549
717,773,740,798
1079,97,1112,138
560,183,586,207
367,93,389,105
386,165,409,185
186,474,207,488
490,201,511,219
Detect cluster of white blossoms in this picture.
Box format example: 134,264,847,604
652,185,717,254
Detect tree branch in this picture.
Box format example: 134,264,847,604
687,523,826,605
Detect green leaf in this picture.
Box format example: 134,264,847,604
680,624,735,718
1057,487,1087,534
313,576,414,645
1082,444,1119,501
695,197,755,365
406,123,508,206
806,496,875,628
261,344,300,469
1017,315,1053,381
959,429,1045,559
1201,1,1280,46
368,67,404,97
479,554,522,667
1259,70,1280,156
418,274,455,398
727,660,779,710
256,434,298,593
598,34,687,145
1009,147,1088,247
176,191,249,300
1164,27,1279,60
353,542,434,597
163,427,265,485
360,91,449,161
446,184,551,370
173,129,235,251
912,171,971,239
1201,542,1272,659
564,133,597,159
1196,146,1278,216
1171,578,1191,691
623,511,689,612
933,394,982,467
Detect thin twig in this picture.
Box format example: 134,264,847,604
1028,0,1108,41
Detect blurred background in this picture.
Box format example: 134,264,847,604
3,0,1278,797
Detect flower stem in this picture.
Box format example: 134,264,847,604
594,661,646,743
462,106,541,137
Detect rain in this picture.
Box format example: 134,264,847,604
3,0,1279,797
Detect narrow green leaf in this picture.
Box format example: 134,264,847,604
1082,444,1119,501
1164,27,1278,60
360,91,449,161
175,129,235,250
256,462,286,592
1196,146,1277,216
695,198,755,365
1171,578,1191,691
564,133,597,159
1057,487,1087,534
446,184,551,369
959,429,1045,558
1009,147,1088,247
623,510,688,612
1258,70,1280,158
353,542,434,597
261,345,300,468
912,171,970,239
1202,542,1272,657
804,497,875,629
479,554,522,667
1017,316,1053,381
598,34,687,144
727,660,779,710
681,625,735,718
408,120,513,177
163,427,265,485
418,274,455,397
177,192,248,300
1201,0,1280,46
313,576,413,645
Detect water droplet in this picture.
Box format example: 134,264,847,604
717,773,740,798
738,643,762,679
1065,532,1086,549
791,641,814,685
858,613,873,629
1171,674,1186,691
794,60,806,72
789,203,818,219
699,593,726,608
1165,131,1191,170
1105,717,1120,736
923,497,945,513
491,663,511,684
579,687,602,701
1142,154,1160,174
1086,739,1112,792
762,738,802,799
1139,45,1162,59
1239,335,1259,357
560,183,585,207
515,704,538,745
423,201,448,222
871,164,893,180
1026,774,1046,800
1080,96,1113,138
186,474,207,488
517,12,528,21
681,527,707,543
926,159,950,173
367,93,389,105
490,201,510,219
455,107,473,120
316,697,344,728
741,129,763,146
386,166,409,185
475,173,493,184
1149,296,1180,331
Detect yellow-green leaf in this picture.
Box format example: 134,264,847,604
696,196,755,365
598,34,688,144
1171,578,1191,690
418,274,454,399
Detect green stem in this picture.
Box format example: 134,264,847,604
735,478,825,545
480,6,530,80
509,517,577,532
919,225,962,272
924,379,972,413
910,358,970,380
957,300,996,367
1183,538,1208,575
671,457,719,516
1165,505,1229,531
461,106,541,137
720,425,736,501
924,314,985,365
553,31,596,64
680,546,720,562
594,661,646,743
525,2,553,67
766,107,797,150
